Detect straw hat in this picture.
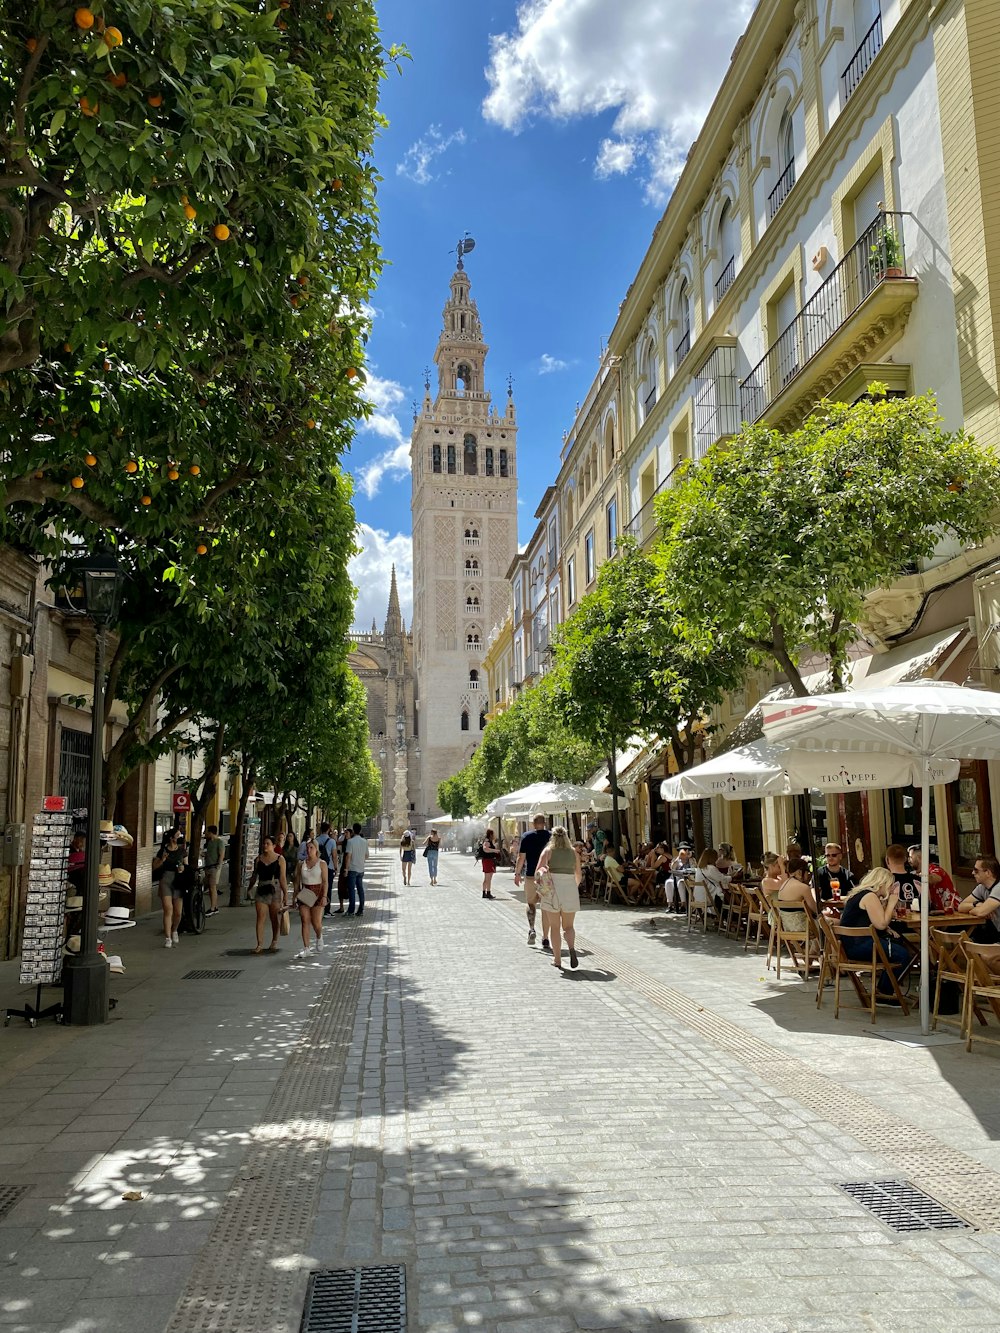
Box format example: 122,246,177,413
65,895,83,910
100,819,114,834
65,935,80,953
111,868,132,887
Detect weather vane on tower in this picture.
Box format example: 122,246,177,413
452,234,476,270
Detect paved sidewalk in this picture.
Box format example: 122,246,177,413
2,851,1000,1331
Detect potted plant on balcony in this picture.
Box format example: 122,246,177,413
869,226,904,279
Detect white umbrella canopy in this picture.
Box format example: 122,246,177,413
761,681,1000,1033
660,741,959,803
484,781,615,818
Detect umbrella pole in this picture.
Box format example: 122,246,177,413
801,789,816,863
920,779,930,1036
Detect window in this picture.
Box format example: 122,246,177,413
461,710,470,731
768,109,796,220
547,518,557,564
565,490,575,531
499,449,509,477
463,433,477,475
585,530,595,585
456,362,472,394
604,417,615,467
675,282,691,364
469,669,479,683
479,710,487,731
485,446,494,475
432,444,442,474
566,556,576,607
716,200,736,301
640,339,658,420
606,497,618,557
447,444,457,474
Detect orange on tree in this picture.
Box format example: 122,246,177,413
103,26,123,47
80,96,99,118
189,464,200,475
107,71,127,88
183,204,197,221
140,495,152,505
306,418,316,429
85,453,97,466
167,468,179,480
147,92,162,107
26,37,38,52
213,223,230,241
71,476,85,489
74,7,95,29
331,178,343,190
125,460,138,473
346,366,358,379
196,544,208,556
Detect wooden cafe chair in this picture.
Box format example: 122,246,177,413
961,941,1000,1054
824,923,910,1023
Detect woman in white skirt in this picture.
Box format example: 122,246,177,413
294,839,327,959
535,826,582,971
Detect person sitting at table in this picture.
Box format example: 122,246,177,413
603,845,632,903
760,852,786,898
838,868,914,997
670,845,695,911
693,848,729,920
884,844,918,901
628,849,657,904
957,855,1000,943
812,842,856,902
717,843,743,880
907,845,959,914
773,857,818,932
651,843,672,898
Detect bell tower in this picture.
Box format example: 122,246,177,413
411,242,518,823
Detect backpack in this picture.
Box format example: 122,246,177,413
317,834,335,868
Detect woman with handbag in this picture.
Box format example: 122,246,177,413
246,836,287,954
400,829,416,885
293,839,328,959
423,827,441,885
535,826,582,970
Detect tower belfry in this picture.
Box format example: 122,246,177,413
410,247,518,820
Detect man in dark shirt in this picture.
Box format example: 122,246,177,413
885,843,918,899
514,814,551,952
812,842,857,902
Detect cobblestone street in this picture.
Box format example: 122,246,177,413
3,850,1000,1332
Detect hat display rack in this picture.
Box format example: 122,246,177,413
3,802,135,1030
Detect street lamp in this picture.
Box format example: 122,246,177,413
63,547,126,1026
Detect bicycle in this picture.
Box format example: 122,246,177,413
177,864,206,935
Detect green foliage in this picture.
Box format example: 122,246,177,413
655,390,1000,694
448,675,605,813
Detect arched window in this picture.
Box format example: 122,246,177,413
640,338,658,420
769,107,796,220
779,108,794,172
566,490,575,531
447,444,457,473
432,444,442,474
461,710,470,731
469,558,479,573
716,200,736,299
469,669,479,683
463,433,477,475
675,282,691,364
604,416,615,468
499,449,509,477
456,362,472,394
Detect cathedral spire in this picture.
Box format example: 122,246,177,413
433,257,490,402
384,563,402,638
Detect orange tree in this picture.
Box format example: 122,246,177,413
0,0,396,557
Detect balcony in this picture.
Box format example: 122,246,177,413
468,679,481,690
715,256,736,303
767,158,796,222
675,328,691,365
624,463,684,548
842,12,883,104
643,385,658,420
740,210,917,425
464,534,481,547
693,343,739,459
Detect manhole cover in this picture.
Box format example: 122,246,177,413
0,1185,29,1221
182,969,243,980
837,1180,973,1232
301,1265,406,1333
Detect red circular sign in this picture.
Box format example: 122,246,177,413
172,792,192,813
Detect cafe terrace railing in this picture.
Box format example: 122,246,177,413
740,210,909,424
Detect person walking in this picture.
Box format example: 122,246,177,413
344,822,369,917
535,825,582,971
377,829,385,852
399,829,416,885
423,827,441,884
247,835,287,954
480,828,498,899
154,827,185,947
316,822,337,917
294,838,328,958
202,824,224,916
513,814,551,950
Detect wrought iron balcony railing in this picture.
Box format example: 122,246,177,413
740,210,910,423
842,12,883,103
675,328,691,365
715,255,736,302
623,462,684,547
768,158,796,222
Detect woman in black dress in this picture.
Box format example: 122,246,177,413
480,829,498,899
247,836,287,954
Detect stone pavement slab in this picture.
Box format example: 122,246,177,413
1,851,1000,1330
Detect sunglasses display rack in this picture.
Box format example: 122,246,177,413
240,815,261,899
3,808,74,1028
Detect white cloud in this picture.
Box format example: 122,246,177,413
396,125,467,185
538,353,569,375
350,525,413,632
483,0,754,202
355,372,412,498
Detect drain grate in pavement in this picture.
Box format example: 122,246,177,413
0,1185,30,1221
837,1179,973,1232
301,1265,406,1333
182,969,243,980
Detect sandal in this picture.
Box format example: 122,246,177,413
253,945,263,955
268,943,279,953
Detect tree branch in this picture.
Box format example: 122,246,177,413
767,609,810,697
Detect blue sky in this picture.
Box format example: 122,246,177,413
348,0,754,630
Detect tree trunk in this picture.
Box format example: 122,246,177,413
228,757,255,908
188,725,225,868
767,610,811,697
608,744,621,854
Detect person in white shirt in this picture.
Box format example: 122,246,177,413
693,847,730,921
343,822,369,918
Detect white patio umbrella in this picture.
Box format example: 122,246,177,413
484,781,614,819
762,680,1000,1033
659,740,957,803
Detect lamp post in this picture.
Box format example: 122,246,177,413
63,548,126,1026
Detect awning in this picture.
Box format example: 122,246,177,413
716,624,970,756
